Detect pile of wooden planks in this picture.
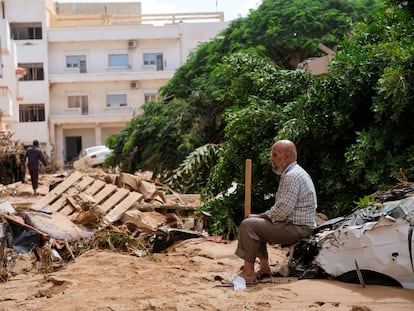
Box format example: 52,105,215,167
32,171,201,226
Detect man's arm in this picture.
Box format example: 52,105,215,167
265,174,299,223
248,213,271,220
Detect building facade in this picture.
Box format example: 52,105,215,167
0,0,227,166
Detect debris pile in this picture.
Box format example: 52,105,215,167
0,170,211,282
285,182,414,290
0,135,25,186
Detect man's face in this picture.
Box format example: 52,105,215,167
269,145,287,175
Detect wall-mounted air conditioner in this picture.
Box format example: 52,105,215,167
130,81,140,89
128,40,138,49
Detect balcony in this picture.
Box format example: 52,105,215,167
49,112,133,126
0,20,12,56
48,70,174,84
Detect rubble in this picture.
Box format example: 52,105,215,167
0,170,210,282
0,135,25,186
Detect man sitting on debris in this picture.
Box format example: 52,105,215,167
24,139,48,196
235,139,317,283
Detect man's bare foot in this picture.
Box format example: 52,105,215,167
256,270,272,280
257,268,271,275
238,271,257,284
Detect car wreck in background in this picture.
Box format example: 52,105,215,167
288,184,414,290
73,145,112,171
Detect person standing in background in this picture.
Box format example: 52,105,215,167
23,139,48,196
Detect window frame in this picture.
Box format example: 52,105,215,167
19,104,46,122
144,92,159,103
108,53,129,67
67,95,89,115
18,63,44,81
10,22,42,40
66,55,87,73
106,94,128,108
143,52,164,71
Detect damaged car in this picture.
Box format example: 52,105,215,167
288,187,414,290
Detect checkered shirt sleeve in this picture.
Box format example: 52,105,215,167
265,162,317,227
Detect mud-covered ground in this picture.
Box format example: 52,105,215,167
0,172,413,311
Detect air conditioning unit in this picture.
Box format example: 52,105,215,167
128,40,138,49
130,81,140,89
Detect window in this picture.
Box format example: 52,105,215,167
144,93,158,103
10,22,42,40
19,104,45,122
66,55,87,73
143,53,164,71
106,94,127,107
68,95,89,115
18,63,44,81
108,54,129,67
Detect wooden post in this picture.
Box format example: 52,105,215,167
244,159,252,218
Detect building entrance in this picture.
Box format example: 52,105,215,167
65,136,82,162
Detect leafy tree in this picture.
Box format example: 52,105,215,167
389,0,414,16
205,1,414,228
106,0,397,235
165,143,223,194
106,99,201,178
331,7,414,191
108,0,382,181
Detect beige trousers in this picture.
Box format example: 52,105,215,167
235,217,314,263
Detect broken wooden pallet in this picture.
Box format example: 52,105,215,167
32,171,143,223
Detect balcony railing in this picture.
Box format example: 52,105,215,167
51,12,225,27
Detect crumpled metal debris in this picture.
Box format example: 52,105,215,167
287,194,414,290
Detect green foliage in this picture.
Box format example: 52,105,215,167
388,0,414,16
201,192,241,239
165,144,223,194
106,99,201,178
231,0,383,68
107,0,411,237
331,7,414,194
353,195,380,209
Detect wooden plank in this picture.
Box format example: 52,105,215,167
244,159,252,218
48,197,67,213
75,176,95,192
67,196,82,211
77,192,97,205
93,184,118,204
104,192,143,223
139,180,158,201
136,203,197,212
60,204,76,217
99,188,130,214
85,179,106,196
33,171,84,210
118,172,139,191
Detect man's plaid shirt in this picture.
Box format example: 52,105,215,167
265,161,317,228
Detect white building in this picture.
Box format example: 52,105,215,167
0,0,228,166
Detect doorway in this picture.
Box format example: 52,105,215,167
66,136,82,162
